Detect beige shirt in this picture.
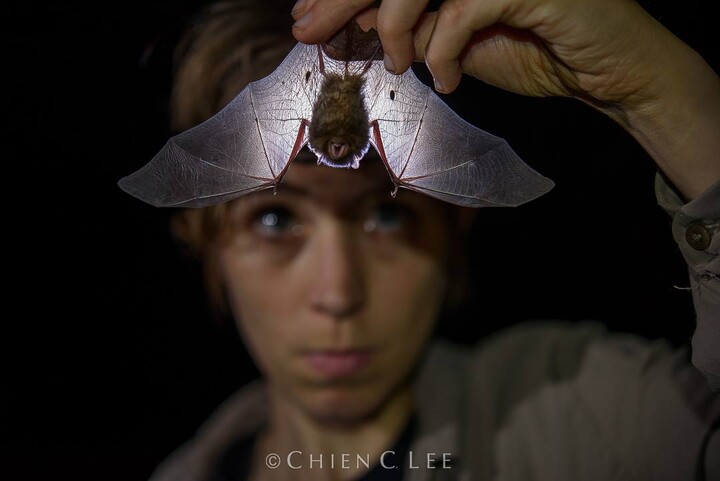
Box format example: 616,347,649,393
148,323,719,481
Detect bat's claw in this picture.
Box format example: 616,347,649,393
391,185,399,198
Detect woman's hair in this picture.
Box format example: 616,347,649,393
169,0,295,314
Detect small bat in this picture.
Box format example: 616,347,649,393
119,22,553,208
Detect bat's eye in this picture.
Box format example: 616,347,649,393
305,71,311,82
389,90,395,101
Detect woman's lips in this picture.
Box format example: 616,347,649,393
304,349,374,377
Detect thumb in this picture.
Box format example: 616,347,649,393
413,15,558,97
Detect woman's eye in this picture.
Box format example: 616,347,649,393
364,203,408,233
251,207,298,237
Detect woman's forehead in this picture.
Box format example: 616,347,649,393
273,151,395,206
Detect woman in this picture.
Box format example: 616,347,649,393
129,0,720,479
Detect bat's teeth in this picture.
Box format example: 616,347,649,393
328,142,349,160
316,154,360,169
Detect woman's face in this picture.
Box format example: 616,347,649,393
217,152,452,425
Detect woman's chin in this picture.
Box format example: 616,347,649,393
298,387,389,427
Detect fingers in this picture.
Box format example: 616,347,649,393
425,0,506,93
291,0,520,94
292,0,377,44
292,0,427,76
375,0,429,73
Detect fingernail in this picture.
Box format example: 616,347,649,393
433,78,445,93
293,11,313,29
383,54,396,74
291,0,307,17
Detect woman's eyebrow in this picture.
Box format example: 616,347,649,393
273,183,311,197
276,181,392,202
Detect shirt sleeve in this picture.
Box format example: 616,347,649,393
655,173,720,391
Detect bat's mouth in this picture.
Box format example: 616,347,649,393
327,140,350,161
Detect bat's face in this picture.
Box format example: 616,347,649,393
217,151,453,425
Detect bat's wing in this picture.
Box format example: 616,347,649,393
365,65,554,208
119,43,321,208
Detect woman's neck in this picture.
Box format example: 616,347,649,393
251,384,414,481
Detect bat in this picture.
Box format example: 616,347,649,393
119,22,553,208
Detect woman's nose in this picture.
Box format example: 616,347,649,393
308,222,366,319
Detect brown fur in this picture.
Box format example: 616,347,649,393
308,73,370,163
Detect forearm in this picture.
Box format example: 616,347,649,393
615,33,720,201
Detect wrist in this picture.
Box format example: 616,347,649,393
616,38,720,200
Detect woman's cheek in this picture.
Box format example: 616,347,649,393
370,246,447,336
218,250,290,372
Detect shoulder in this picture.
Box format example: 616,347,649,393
429,321,719,480
454,319,717,426
433,319,714,401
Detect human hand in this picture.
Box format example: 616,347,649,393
292,0,720,200
292,0,689,111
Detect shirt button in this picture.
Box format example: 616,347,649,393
686,222,713,251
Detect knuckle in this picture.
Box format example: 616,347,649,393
376,16,405,42
437,0,467,25
424,50,450,70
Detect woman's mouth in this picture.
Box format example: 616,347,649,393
303,349,374,377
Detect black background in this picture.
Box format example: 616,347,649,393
7,1,717,479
